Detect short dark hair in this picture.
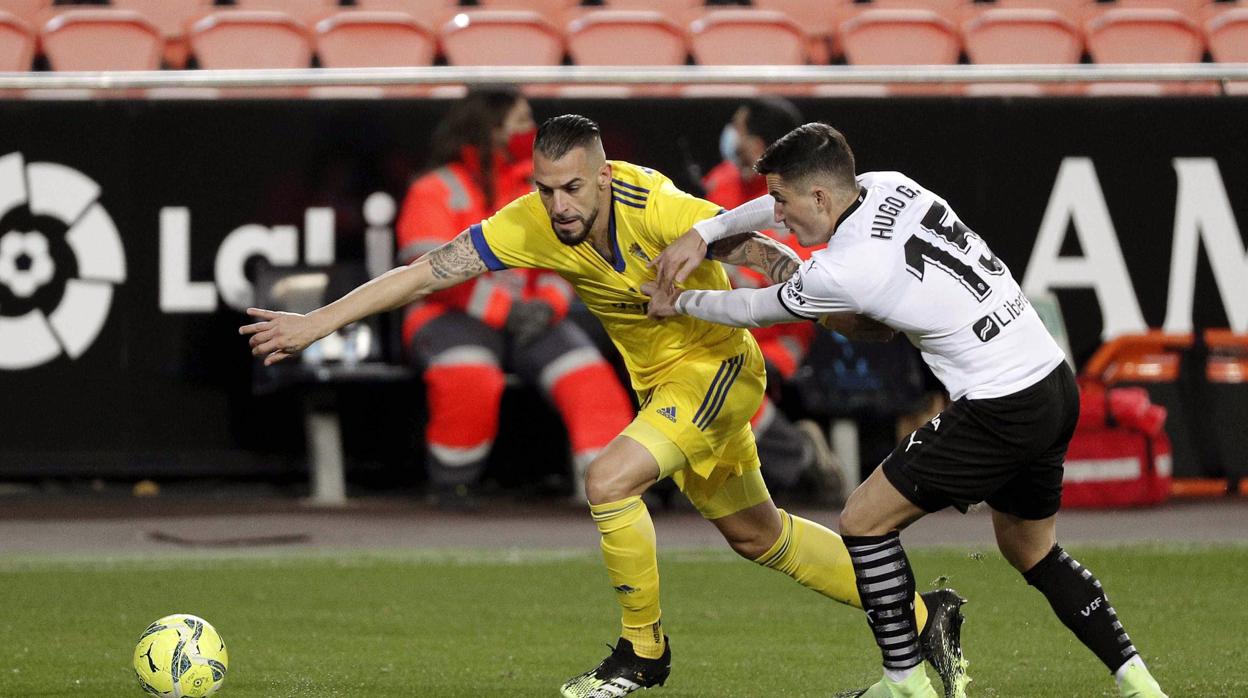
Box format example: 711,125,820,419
535,114,601,160
741,97,803,147
755,122,856,189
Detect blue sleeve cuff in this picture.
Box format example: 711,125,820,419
469,223,507,271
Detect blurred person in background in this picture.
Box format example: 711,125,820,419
395,87,633,506
705,97,844,504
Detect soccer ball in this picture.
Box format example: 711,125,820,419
132,614,229,697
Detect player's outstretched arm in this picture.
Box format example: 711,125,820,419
650,194,780,288
706,232,801,285
239,230,487,365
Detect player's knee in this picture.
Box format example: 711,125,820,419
838,493,886,537
725,531,773,561
584,461,645,505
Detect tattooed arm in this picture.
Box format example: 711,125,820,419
706,232,802,285
241,229,487,365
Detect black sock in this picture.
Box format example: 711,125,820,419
1023,544,1138,673
845,531,922,673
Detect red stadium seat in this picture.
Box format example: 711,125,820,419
0,11,33,71
1207,6,1248,94
352,0,459,29
963,8,1082,63
1110,0,1207,21
1085,8,1204,63
41,9,163,71
690,9,807,66
596,0,702,26
440,10,563,66
475,0,584,28
839,8,961,65
189,10,312,69
111,0,209,68
230,0,337,26
1206,6,1248,62
315,11,435,68
566,10,686,66
986,0,1096,26
0,0,48,26
752,0,853,63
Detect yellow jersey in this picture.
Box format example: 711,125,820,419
469,160,757,391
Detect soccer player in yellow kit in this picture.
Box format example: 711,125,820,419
240,115,966,698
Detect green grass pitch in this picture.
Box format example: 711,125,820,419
1,544,1243,697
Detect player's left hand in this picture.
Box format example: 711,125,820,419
819,312,897,342
641,281,681,319
649,228,706,290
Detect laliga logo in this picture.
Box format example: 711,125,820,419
0,153,125,370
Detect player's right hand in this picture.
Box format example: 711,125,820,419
649,228,707,290
239,308,320,366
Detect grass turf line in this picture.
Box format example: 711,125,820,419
0,545,1242,697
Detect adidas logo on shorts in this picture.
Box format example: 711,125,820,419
657,406,677,423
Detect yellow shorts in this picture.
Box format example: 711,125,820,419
621,349,770,520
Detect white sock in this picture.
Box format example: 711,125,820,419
1115,655,1146,685
884,665,920,684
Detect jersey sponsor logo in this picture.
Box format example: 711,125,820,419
974,290,1032,343
656,406,677,423
973,315,1002,343
0,153,126,370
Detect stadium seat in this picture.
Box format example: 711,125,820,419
475,0,584,27
1206,6,1248,62
352,0,459,29
189,10,312,69
111,0,209,68
599,0,703,21
690,9,807,66
41,9,163,70
0,0,48,26
1085,8,1204,63
315,11,435,68
752,0,853,63
230,0,337,26
1207,6,1248,93
1111,0,1208,21
985,0,1096,26
0,11,34,71
440,10,563,67
858,0,974,24
565,10,687,66
963,8,1082,63
839,8,961,65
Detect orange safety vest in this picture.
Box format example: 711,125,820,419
395,147,572,345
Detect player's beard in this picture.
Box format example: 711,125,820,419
551,205,599,246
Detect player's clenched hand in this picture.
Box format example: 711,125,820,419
640,282,681,320
649,228,706,290
819,312,897,342
238,307,322,366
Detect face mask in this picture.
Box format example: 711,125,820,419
507,127,536,163
719,123,739,166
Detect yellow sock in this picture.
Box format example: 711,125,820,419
753,509,928,632
590,496,665,659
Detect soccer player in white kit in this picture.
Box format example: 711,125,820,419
645,123,1167,698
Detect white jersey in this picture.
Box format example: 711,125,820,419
779,171,1064,400
681,171,1065,401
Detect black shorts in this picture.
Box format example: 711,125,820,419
882,363,1080,520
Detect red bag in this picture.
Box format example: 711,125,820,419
1062,428,1172,508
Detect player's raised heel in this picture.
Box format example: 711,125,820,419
918,589,970,698
560,637,671,698
1118,662,1169,698
837,667,940,698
